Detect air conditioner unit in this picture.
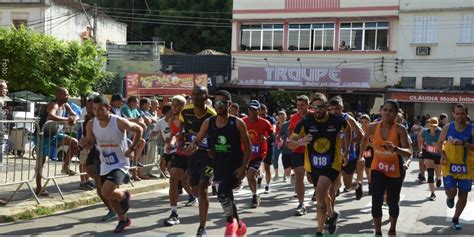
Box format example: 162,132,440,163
416,47,430,56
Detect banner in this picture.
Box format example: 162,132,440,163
390,92,474,104
237,67,371,88
126,73,208,96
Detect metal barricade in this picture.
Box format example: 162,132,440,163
140,137,167,180
0,120,41,204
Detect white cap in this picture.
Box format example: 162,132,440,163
87,92,100,100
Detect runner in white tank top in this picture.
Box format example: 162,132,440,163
79,95,143,234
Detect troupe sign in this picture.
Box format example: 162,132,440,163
391,92,474,104
238,67,371,88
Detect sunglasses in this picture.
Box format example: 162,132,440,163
311,104,327,110
213,100,229,108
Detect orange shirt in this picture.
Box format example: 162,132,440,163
371,122,402,178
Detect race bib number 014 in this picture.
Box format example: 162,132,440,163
311,154,331,168
450,164,467,174
376,160,396,175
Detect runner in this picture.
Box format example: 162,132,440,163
412,119,426,183
243,100,274,208
438,103,474,230
288,95,311,216
79,95,143,233
273,111,287,181
277,112,293,182
259,103,276,193
289,93,351,235
359,100,412,236
418,117,442,201
180,86,217,236
192,90,251,236
358,114,374,195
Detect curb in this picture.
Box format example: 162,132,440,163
0,180,169,223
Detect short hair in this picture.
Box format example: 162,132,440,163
140,98,150,107
93,95,110,105
383,99,400,112
230,103,240,109
215,90,232,101
360,114,371,122
150,98,159,106
127,96,138,104
439,113,448,120
312,93,328,103
452,103,468,114
296,95,310,104
329,95,343,107
162,103,172,114
278,110,287,117
171,95,186,105
260,104,267,111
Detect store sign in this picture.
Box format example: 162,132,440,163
126,73,208,96
238,67,371,88
391,92,474,104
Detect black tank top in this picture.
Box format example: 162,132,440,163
208,116,243,164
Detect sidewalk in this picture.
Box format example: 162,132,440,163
0,172,169,223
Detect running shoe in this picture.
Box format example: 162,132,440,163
264,185,270,194
236,219,247,237
225,218,238,237
429,193,436,201
446,198,455,209
164,212,180,226
79,182,93,191
120,191,131,214
355,182,363,200
250,195,261,208
113,218,131,233
196,226,207,237
295,204,307,216
185,197,198,207
451,221,462,230
101,210,116,222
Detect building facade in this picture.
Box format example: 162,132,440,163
0,0,126,49
229,0,474,120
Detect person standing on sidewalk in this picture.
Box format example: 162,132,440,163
80,95,143,233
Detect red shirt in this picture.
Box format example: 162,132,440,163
289,113,305,153
243,116,274,160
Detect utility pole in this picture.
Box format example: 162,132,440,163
93,3,97,43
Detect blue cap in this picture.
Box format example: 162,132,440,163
249,100,260,109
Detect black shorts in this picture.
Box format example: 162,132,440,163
188,150,213,187
422,150,441,165
291,152,305,169
101,169,130,186
170,154,188,171
86,148,100,166
342,159,357,175
310,167,340,186
263,150,273,166
364,157,373,169
248,158,263,171
282,154,292,169
163,153,173,162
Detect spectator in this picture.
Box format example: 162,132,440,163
110,94,124,116
339,40,350,50
0,80,8,206
439,113,448,128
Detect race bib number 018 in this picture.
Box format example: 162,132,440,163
251,145,260,154
450,164,467,174
311,154,331,168
102,151,119,165
376,160,396,174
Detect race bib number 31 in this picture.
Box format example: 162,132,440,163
311,154,331,168
450,164,467,174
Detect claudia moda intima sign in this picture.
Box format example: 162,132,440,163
237,67,371,88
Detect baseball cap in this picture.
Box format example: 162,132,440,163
428,117,439,127
249,100,260,110
87,92,100,100
111,94,123,102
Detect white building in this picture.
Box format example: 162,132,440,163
0,0,126,49
228,0,474,119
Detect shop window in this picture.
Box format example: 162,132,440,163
339,22,388,51
413,16,437,44
422,77,453,89
460,77,474,90
400,77,416,88
240,24,284,51
460,15,474,43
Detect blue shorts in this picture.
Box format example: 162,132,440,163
443,175,472,192
41,133,66,158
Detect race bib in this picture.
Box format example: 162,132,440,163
311,154,332,168
364,149,372,158
188,134,208,148
251,145,260,155
102,151,119,165
425,145,438,153
450,163,467,174
376,160,397,175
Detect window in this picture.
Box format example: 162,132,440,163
422,77,453,89
288,24,312,51
413,16,437,44
400,77,416,88
460,77,474,89
313,23,334,51
339,22,388,51
460,15,474,43
240,24,283,51
12,19,27,29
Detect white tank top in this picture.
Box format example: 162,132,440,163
93,115,129,175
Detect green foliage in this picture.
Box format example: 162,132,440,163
0,27,107,98
268,91,307,113
93,72,121,95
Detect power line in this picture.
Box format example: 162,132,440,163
96,6,232,15
106,14,231,26
100,9,231,21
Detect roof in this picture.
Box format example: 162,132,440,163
196,49,228,56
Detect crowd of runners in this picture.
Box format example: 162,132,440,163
33,84,474,236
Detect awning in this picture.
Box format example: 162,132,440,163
390,91,474,104
9,90,51,102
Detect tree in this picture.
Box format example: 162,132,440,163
0,27,107,98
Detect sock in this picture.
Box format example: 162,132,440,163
171,206,177,213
